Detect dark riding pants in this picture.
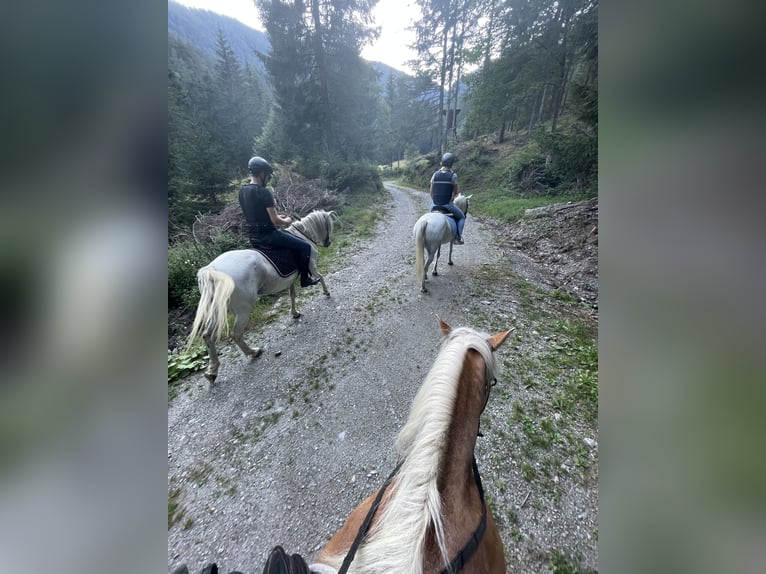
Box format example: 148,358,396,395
249,229,313,279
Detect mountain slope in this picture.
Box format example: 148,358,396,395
168,1,269,68
168,0,410,81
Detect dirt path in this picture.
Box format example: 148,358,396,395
168,183,598,573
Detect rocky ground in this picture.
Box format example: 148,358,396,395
168,183,598,573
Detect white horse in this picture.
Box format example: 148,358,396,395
186,210,335,383
413,194,471,292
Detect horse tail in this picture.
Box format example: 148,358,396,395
414,217,427,283
186,267,235,349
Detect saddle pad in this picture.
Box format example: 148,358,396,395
251,248,298,277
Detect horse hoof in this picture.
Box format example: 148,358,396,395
432,271,439,276
448,261,453,266
252,347,263,358
205,373,217,385
292,312,302,319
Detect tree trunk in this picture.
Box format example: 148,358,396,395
311,0,333,153
528,93,537,133
437,6,449,154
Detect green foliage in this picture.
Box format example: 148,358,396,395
168,32,272,232
506,138,561,192
168,486,184,530
545,319,598,421
168,346,208,385
258,0,380,165
549,549,593,574
320,162,384,194
168,232,249,310
537,129,597,190
401,152,439,190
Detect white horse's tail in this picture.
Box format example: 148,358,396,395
414,217,427,284
186,267,235,349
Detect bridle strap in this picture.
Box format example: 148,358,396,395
337,461,403,574
437,456,487,574
337,457,488,574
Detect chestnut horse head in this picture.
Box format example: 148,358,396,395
312,318,513,574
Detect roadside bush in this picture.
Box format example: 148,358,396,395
168,231,249,310
401,152,439,189
538,129,597,191
321,161,383,194
506,139,560,193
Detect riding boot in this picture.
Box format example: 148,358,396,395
299,256,320,287
300,274,321,287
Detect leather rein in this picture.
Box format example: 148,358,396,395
337,456,488,574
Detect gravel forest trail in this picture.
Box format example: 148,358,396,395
168,182,598,573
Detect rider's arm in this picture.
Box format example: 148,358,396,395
451,180,459,201
266,206,292,228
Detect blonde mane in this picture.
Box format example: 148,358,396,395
289,210,333,244
341,327,498,574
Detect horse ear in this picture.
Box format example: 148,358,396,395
466,194,473,199
487,328,514,351
436,315,452,337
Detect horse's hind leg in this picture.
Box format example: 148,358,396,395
422,250,436,292
432,246,441,276
289,283,301,318
202,331,220,384
448,242,454,266
231,305,263,359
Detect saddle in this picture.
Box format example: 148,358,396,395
430,205,454,216
262,546,312,574
249,246,298,277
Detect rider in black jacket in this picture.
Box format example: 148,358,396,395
239,156,320,287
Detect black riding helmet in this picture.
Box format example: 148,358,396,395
247,156,274,176
440,152,455,168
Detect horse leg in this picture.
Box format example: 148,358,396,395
432,245,441,276
289,282,301,318
308,254,330,297
230,304,263,359
448,241,454,266
422,249,436,292
202,331,220,384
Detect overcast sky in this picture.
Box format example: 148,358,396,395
171,0,420,74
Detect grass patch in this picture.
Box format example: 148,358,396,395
189,462,213,486
548,549,593,574
542,319,598,420
168,486,185,530
469,191,595,223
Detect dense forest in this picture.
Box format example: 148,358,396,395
168,0,597,309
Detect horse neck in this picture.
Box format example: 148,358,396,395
361,334,492,573
440,349,488,492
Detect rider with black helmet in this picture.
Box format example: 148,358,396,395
239,156,321,287
429,152,465,244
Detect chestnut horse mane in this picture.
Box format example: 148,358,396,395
345,327,498,574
